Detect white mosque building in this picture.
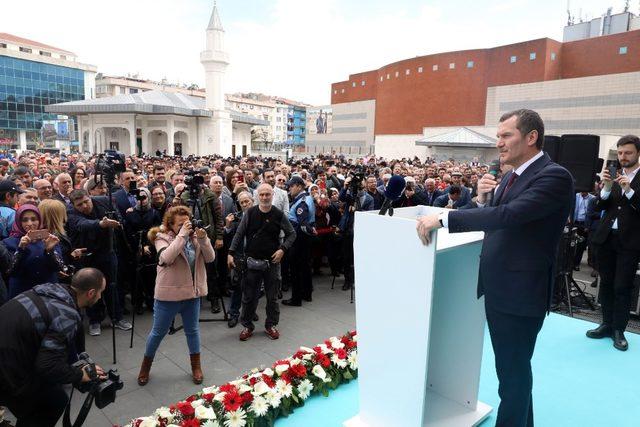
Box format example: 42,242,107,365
47,2,266,157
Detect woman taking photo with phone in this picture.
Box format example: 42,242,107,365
137,205,215,386
2,205,63,298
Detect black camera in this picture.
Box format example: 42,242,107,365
183,170,205,206
72,353,123,409
95,150,126,186
348,168,365,193
191,219,206,229
128,181,146,201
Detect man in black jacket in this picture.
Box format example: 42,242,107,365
0,268,108,427
587,135,640,351
67,189,132,336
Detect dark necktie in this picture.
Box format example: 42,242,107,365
502,172,518,198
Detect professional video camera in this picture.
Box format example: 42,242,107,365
347,167,366,194
72,353,123,409
95,150,126,186
183,169,205,206
128,181,146,201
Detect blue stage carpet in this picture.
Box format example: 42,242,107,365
277,313,640,426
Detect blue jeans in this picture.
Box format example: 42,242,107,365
144,298,201,358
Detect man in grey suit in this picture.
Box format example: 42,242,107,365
210,175,237,308
211,175,236,216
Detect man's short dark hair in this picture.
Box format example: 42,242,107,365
449,185,461,195
13,165,31,177
69,189,89,204
153,165,165,173
616,135,640,151
71,268,105,292
499,109,545,150
0,160,8,167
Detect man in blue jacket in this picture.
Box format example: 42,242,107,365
417,109,573,427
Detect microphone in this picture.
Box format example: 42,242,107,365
485,160,501,206
379,175,406,216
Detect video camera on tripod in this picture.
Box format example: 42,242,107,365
95,150,126,187
347,167,366,194
183,169,205,205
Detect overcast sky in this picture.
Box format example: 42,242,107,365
2,0,635,105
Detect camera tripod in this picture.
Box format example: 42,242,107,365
554,225,595,316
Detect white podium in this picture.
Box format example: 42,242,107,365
344,206,492,427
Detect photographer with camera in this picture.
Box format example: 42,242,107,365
137,206,215,386
67,189,132,336
0,268,108,427
337,171,374,291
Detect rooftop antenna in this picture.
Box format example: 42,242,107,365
624,0,630,12
566,0,573,25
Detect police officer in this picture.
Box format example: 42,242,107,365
283,176,316,307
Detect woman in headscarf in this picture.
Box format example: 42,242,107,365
125,187,162,314
2,204,63,298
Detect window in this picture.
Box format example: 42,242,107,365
334,90,337,94
551,52,556,61
352,82,356,87
250,105,254,109
386,74,390,79
432,64,438,71
276,116,281,122
60,55,67,60
0,43,7,48
19,47,32,53
361,80,365,86
39,51,51,57
129,88,138,94
529,52,536,60
395,71,399,77
341,89,345,93
467,61,474,68
418,66,423,73
619,46,628,55
405,69,410,75
510,55,517,63
449,62,455,69
380,76,383,82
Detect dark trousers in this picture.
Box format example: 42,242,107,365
240,263,279,330
86,256,123,323
0,384,68,427
596,231,640,330
342,232,355,285
573,225,589,268
290,233,312,303
134,261,156,309
485,304,545,427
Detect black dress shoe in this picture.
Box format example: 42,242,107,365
211,299,221,314
303,296,312,302
613,330,628,351
342,283,352,291
253,313,259,321
227,317,239,328
282,299,302,307
586,324,612,339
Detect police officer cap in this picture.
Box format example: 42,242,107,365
287,176,306,187
0,180,24,194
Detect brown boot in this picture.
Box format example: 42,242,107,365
137,356,153,386
190,353,203,384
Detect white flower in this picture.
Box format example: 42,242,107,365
224,408,247,427
299,346,314,353
319,344,332,354
154,407,174,422
275,364,289,375
214,392,227,402
191,399,204,408
252,381,271,396
195,405,217,420
352,334,358,342
137,417,158,427
297,379,314,400
167,424,180,427
238,384,252,394
201,420,221,427
348,351,358,370
250,396,270,417
302,354,313,361
262,367,274,377
265,390,282,408
331,354,348,369
312,365,327,381
202,386,219,394
289,358,301,366
330,337,345,349
275,379,293,397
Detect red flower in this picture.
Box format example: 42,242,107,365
180,419,200,427
202,393,214,403
177,401,195,418
249,376,258,386
241,391,254,404
341,336,356,349
185,395,197,403
293,350,308,359
223,391,243,412
335,348,347,360
313,346,323,354
349,330,357,337
316,354,331,368
262,374,275,388
219,383,237,394
280,372,292,384
324,339,332,348
290,364,307,378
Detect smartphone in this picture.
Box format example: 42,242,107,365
28,229,49,240
129,180,137,192
606,160,619,180
237,174,244,183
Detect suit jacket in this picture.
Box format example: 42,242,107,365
591,171,640,251
433,193,468,209
448,153,574,317
423,189,444,206
573,193,596,224
444,185,471,206
219,193,236,216
111,188,135,219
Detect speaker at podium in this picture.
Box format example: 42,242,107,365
344,206,492,427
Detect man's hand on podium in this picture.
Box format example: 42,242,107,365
416,214,442,246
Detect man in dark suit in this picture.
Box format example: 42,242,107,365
423,178,443,206
417,109,573,427
587,135,640,351
111,170,137,219
53,173,73,207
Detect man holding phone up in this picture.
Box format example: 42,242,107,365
587,135,640,351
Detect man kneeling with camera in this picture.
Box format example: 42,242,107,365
0,268,109,427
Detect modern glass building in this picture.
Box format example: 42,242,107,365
286,103,306,145
0,33,96,151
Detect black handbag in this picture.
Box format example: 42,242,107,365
246,256,269,271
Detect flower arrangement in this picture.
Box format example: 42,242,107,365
125,331,358,427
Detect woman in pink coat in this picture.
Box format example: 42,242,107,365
137,205,215,386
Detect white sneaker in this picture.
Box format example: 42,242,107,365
89,323,101,336
114,319,132,331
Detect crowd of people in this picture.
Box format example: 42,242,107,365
0,122,638,426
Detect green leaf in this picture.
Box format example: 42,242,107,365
322,387,329,397
291,393,299,404
344,370,353,380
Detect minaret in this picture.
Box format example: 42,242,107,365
199,1,232,156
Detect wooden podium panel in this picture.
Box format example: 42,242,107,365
344,206,492,427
